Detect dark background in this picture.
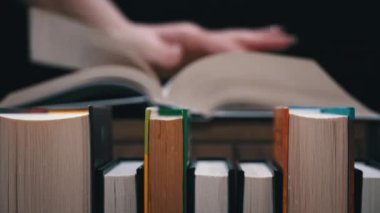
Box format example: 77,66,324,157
1,0,379,111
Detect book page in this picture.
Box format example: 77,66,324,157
163,52,377,117
0,65,161,108
30,7,155,78
0,112,91,213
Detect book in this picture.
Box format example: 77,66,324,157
236,161,281,213
354,162,380,213
1,8,377,118
0,107,112,213
273,107,354,213
101,160,143,213
2,51,377,118
188,159,233,213
144,107,188,213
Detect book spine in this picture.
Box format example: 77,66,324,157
158,107,188,213
267,161,283,213
143,108,151,213
235,164,244,213
187,161,196,213
272,107,289,213
137,165,144,213
89,106,113,213
354,168,363,213
228,162,234,213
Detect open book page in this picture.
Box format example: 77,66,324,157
30,7,155,77
0,65,161,107
162,52,377,117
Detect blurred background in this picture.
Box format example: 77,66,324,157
1,0,379,111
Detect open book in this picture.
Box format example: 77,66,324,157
1,8,377,118
1,51,377,117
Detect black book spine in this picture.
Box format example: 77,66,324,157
354,168,363,213
235,163,244,213
187,161,196,213
136,165,144,213
228,163,234,213
90,106,113,213
267,161,283,213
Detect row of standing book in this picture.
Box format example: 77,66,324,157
0,106,379,213
102,158,380,213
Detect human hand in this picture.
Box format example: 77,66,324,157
32,0,296,77
32,0,295,77
119,22,296,77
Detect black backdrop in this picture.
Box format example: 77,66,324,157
1,0,379,111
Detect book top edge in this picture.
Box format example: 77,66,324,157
0,112,89,121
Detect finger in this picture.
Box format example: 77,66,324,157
220,25,287,37
222,30,297,50
151,22,205,43
200,33,247,53
244,35,296,50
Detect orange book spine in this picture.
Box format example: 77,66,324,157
273,107,289,213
